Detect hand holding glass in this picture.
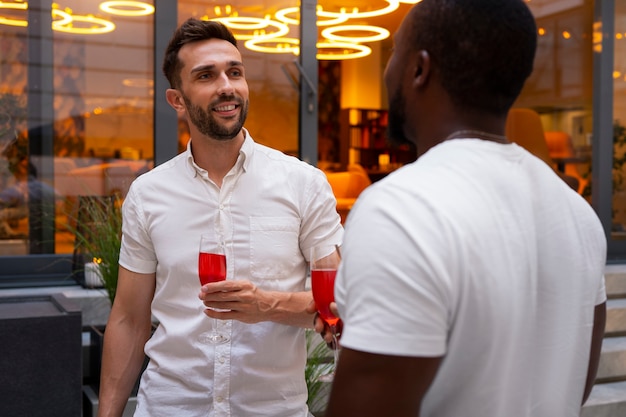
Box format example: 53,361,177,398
198,234,228,344
310,244,341,381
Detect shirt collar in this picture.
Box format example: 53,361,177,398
185,128,254,178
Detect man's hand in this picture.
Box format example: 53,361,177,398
199,280,276,324
306,300,342,349
199,280,314,327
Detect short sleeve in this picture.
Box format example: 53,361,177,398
335,184,457,357
118,183,158,274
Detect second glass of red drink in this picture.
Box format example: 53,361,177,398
310,243,341,381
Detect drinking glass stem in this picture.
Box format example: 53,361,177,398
330,324,339,370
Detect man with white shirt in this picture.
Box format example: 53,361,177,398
97,19,343,417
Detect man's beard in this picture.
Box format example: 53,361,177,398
183,94,248,140
386,90,413,149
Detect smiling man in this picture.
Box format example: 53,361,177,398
97,19,343,417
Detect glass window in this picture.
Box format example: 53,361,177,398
515,0,594,202
613,1,626,238
0,1,154,257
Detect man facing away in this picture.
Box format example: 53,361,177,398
97,19,343,417
325,1,607,416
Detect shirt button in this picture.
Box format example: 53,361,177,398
219,204,225,210
219,356,225,364
216,396,223,403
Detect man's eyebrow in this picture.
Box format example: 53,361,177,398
190,61,244,74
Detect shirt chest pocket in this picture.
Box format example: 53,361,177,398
250,217,301,280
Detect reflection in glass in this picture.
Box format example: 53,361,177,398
0,1,155,256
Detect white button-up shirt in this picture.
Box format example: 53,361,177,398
119,133,343,416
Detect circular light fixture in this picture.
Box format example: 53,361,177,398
274,6,348,27
244,37,299,55
211,16,271,31
52,11,116,35
318,0,399,19
99,1,155,17
316,42,371,60
52,7,74,27
0,3,76,29
322,25,390,43
0,1,28,27
209,16,289,41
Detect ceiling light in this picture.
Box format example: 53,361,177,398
316,42,371,60
99,1,154,17
0,1,27,27
318,0,399,19
209,16,289,41
244,37,299,55
52,10,116,35
321,25,390,43
274,6,348,27
245,37,373,60
0,3,78,29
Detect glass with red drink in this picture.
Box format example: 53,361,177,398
310,244,341,381
199,234,228,344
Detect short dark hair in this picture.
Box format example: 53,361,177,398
162,18,238,89
410,0,537,116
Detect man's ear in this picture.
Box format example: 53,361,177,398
165,88,186,113
413,50,431,87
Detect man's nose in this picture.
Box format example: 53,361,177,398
216,73,234,95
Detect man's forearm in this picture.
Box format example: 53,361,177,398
97,321,151,417
265,290,315,328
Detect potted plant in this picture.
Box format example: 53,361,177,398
62,194,134,415
305,329,334,415
67,195,122,305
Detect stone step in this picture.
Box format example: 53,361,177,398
596,336,626,382
606,299,626,336
605,264,626,298
581,380,626,417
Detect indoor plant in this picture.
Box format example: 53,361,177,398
305,329,334,415
67,194,122,305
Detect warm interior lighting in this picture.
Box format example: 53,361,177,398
244,37,300,55
562,30,571,39
245,37,373,61
213,4,233,17
275,6,348,27
316,42,371,60
52,9,116,34
321,25,390,43
318,0,399,19
122,78,154,87
0,1,27,27
99,1,154,17
614,71,622,79
0,2,79,30
209,16,289,41
593,21,602,53
538,27,546,36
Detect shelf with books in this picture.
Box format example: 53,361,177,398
340,108,416,172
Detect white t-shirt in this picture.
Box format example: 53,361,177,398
336,139,606,417
120,132,343,417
